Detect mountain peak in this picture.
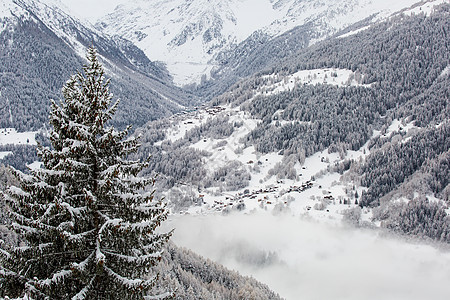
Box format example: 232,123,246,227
97,0,428,86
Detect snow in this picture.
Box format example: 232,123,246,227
40,269,72,287
439,65,450,78
0,0,28,19
72,283,91,300
0,151,12,159
158,104,369,223
153,94,450,299
9,186,30,197
189,107,260,170
103,249,161,263
59,0,123,23
167,62,215,87
27,161,43,170
337,25,371,38
7,0,111,64
231,0,284,41
386,119,416,135
400,0,448,16
96,239,106,264
165,112,209,142
379,118,419,144
258,68,371,97
0,0,30,34
104,265,156,289
0,0,14,18
4,0,441,86
97,0,424,86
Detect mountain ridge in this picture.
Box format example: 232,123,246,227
0,0,198,132
96,0,434,86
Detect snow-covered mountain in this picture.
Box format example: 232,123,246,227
130,3,450,244
96,0,441,86
0,0,197,132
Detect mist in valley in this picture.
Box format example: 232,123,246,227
164,213,450,300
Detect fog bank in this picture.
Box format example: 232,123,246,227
163,213,450,300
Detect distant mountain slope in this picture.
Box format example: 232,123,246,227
131,4,449,243
97,0,427,86
0,0,197,132
196,0,449,99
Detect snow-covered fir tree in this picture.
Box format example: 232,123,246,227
0,48,172,299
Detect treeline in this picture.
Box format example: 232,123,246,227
0,132,49,172
375,198,450,243
184,115,236,143
244,7,448,156
243,84,373,157
152,243,283,300
359,124,449,207
191,6,450,243
0,145,37,172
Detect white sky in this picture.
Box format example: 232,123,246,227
59,0,124,22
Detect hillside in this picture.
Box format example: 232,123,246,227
132,4,450,242
0,1,449,299
0,0,197,132
96,0,430,87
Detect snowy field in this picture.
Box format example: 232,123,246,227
165,213,450,300
0,128,38,145
0,151,12,159
0,128,41,168
259,68,371,97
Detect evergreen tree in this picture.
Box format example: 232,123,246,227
0,48,172,299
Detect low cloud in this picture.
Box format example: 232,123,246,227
163,212,450,300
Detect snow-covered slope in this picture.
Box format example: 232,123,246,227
17,0,104,57
1,0,99,55
135,4,450,230
139,76,370,224
97,0,435,86
0,0,30,32
0,0,198,132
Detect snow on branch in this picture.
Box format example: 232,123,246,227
60,229,95,244
96,239,106,266
38,269,72,287
8,186,31,198
11,222,38,235
70,252,94,274
104,265,157,291
114,192,143,202
11,213,57,233
103,250,162,265
60,202,87,217
0,248,11,259
134,203,162,213
71,276,95,300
